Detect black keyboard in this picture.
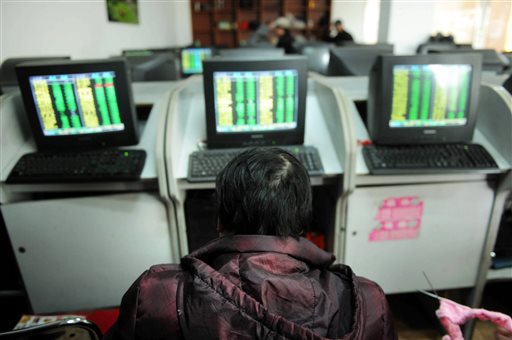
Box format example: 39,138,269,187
188,146,324,182
6,149,146,183
362,143,499,175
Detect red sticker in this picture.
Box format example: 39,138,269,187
369,196,424,242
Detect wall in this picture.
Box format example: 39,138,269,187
0,0,193,64
331,1,438,55
330,2,367,43
387,1,436,54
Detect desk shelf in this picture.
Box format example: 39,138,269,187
487,267,512,281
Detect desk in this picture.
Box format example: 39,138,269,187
158,75,351,257
323,77,512,298
0,82,180,313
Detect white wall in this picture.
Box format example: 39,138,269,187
0,0,193,63
331,1,438,54
387,1,436,55
331,1,367,43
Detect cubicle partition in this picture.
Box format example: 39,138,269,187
323,76,512,296
465,83,512,336
0,83,179,313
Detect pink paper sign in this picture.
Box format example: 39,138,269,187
369,196,424,242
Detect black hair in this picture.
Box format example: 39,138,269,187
216,147,312,237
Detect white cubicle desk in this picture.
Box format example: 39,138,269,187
0,82,180,199
0,82,180,313
326,76,512,294
160,76,349,257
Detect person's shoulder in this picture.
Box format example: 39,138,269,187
330,264,397,339
105,264,184,339
146,263,182,274
356,275,387,304
137,264,184,290
355,275,397,340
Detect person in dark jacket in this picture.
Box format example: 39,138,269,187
274,25,296,54
331,19,354,44
105,148,397,340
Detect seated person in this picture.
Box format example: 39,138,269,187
330,19,354,44
105,148,396,340
274,24,296,54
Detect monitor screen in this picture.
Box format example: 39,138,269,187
388,64,471,128
203,56,308,148
16,59,139,150
181,48,212,75
367,54,482,145
213,69,299,133
28,71,125,136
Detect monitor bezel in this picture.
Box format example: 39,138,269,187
203,56,308,149
367,53,482,145
180,47,214,76
16,58,139,151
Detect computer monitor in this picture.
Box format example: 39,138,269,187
429,48,509,73
327,44,394,76
0,56,70,93
16,58,139,151
180,47,213,76
132,53,179,81
367,54,482,145
203,56,308,148
299,45,331,75
217,48,285,59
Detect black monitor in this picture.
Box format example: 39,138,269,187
132,53,178,81
202,56,308,148
16,58,139,151
217,48,285,59
429,48,509,73
327,44,394,76
367,54,482,145
180,47,213,76
0,56,70,93
300,45,331,75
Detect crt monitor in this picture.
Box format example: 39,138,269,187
16,58,139,151
132,53,178,81
202,56,308,148
327,44,394,76
217,48,285,58
300,45,331,75
180,47,213,75
367,54,482,145
429,48,509,73
0,56,70,93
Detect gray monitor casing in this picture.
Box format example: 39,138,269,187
327,44,394,76
217,48,285,58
